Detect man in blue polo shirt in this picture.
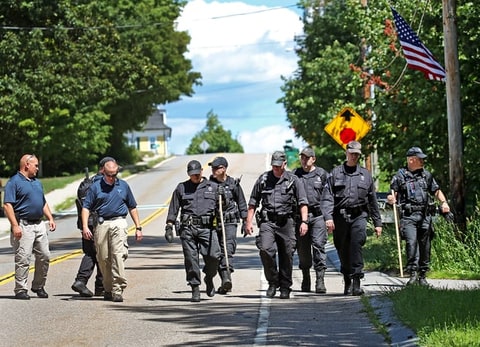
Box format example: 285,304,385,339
3,154,56,300
82,158,143,303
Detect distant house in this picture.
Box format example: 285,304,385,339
126,109,172,157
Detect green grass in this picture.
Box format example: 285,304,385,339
364,214,480,346
386,285,480,347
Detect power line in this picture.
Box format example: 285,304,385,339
0,4,300,31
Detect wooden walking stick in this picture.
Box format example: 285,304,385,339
391,190,404,278
218,192,230,273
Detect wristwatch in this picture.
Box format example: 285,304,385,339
136,226,142,231
301,220,308,225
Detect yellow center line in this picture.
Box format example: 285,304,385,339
0,201,170,286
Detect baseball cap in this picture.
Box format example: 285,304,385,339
300,147,315,158
208,156,228,168
346,141,362,154
406,147,427,159
187,160,202,175
271,151,286,166
99,156,116,167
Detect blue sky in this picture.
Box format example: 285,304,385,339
164,0,307,154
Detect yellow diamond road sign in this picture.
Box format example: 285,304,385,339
324,107,371,149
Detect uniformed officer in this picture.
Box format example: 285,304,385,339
293,147,329,293
388,147,450,286
245,151,309,299
3,154,56,300
82,158,143,303
165,160,222,302
208,156,248,294
321,141,382,296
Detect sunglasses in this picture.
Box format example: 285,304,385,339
104,172,118,178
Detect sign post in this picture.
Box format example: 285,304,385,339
200,140,209,154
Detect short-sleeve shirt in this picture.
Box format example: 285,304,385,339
3,172,46,220
248,170,308,215
83,177,137,218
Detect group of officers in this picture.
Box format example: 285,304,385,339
3,141,450,302
164,141,450,302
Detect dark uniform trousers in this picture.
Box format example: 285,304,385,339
333,212,368,278
296,214,328,271
181,225,221,286
401,212,432,274
257,218,296,289
75,233,103,289
216,222,238,272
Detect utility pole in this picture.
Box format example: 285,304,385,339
442,0,465,226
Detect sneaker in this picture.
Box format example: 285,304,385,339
31,287,48,298
103,292,113,301
71,281,93,297
279,288,291,299
15,291,30,300
112,294,123,302
266,284,277,298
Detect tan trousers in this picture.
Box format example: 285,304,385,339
10,221,50,294
94,219,129,295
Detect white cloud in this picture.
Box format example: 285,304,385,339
167,1,305,154
177,0,302,83
239,125,307,153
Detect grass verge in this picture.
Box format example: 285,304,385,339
363,216,480,346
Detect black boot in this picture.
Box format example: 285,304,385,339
218,269,232,294
191,285,200,302
204,276,215,297
343,275,352,295
301,269,311,292
315,269,326,294
418,272,429,286
352,277,364,296
406,271,418,286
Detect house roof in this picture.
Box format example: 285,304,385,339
143,109,172,131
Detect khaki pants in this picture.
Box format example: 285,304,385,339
10,221,50,294
94,219,128,295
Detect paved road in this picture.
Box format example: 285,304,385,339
0,153,418,346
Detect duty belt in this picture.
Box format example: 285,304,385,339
338,205,366,219
266,212,291,223
182,215,213,228
308,205,323,217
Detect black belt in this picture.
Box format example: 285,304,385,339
102,216,126,221
338,205,366,219
19,219,42,225
308,206,323,217
266,212,291,223
182,215,213,228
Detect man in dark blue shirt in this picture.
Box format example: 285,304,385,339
71,157,115,297
82,158,142,302
3,154,56,300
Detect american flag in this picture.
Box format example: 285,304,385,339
391,7,446,81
